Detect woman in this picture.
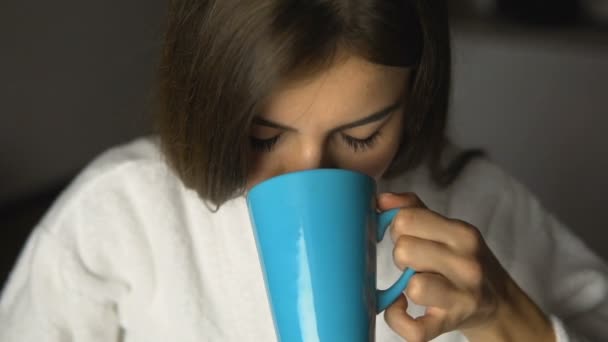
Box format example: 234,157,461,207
1,0,607,341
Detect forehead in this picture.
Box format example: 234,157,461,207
260,54,410,127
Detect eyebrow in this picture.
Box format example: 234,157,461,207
252,100,403,133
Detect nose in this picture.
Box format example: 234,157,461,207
284,140,335,173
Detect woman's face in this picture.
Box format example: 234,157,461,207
246,53,411,190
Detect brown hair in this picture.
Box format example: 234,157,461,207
155,0,483,206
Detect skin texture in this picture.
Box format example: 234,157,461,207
246,53,555,342
378,193,555,342
246,53,409,189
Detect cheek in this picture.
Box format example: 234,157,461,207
245,112,404,190
336,139,400,181
335,116,404,180
361,153,396,179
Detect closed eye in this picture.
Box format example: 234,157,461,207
250,131,383,153
250,135,281,152
340,131,381,153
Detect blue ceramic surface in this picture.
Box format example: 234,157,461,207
247,169,415,341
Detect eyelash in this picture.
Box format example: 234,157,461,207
249,131,381,153
340,131,381,152
250,135,281,152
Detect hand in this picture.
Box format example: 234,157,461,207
377,192,555,342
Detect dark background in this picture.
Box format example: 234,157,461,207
1,1,607,287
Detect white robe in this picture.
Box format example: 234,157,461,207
1,137,606,341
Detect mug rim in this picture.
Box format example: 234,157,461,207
246,168,373,199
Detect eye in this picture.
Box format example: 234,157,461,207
250,135,281,152
341,131,381,153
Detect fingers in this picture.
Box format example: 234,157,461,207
405,273,466,309
378,192,483,255
378,192,498,341
389,207,449,245
391,207,483,255
377,192,454,246
385,295,447,342
393,235,471,288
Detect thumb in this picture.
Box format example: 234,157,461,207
376,192,427,211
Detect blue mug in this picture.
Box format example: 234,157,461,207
247,168,416,341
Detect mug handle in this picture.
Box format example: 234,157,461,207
375,208,416,313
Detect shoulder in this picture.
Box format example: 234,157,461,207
26,136,218,287
444,145,517,210
9,136,252,305
38,136,193,237
64,135,168,191
383,144,536,232
4,137,193,307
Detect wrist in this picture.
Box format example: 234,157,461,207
462,279,555,342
